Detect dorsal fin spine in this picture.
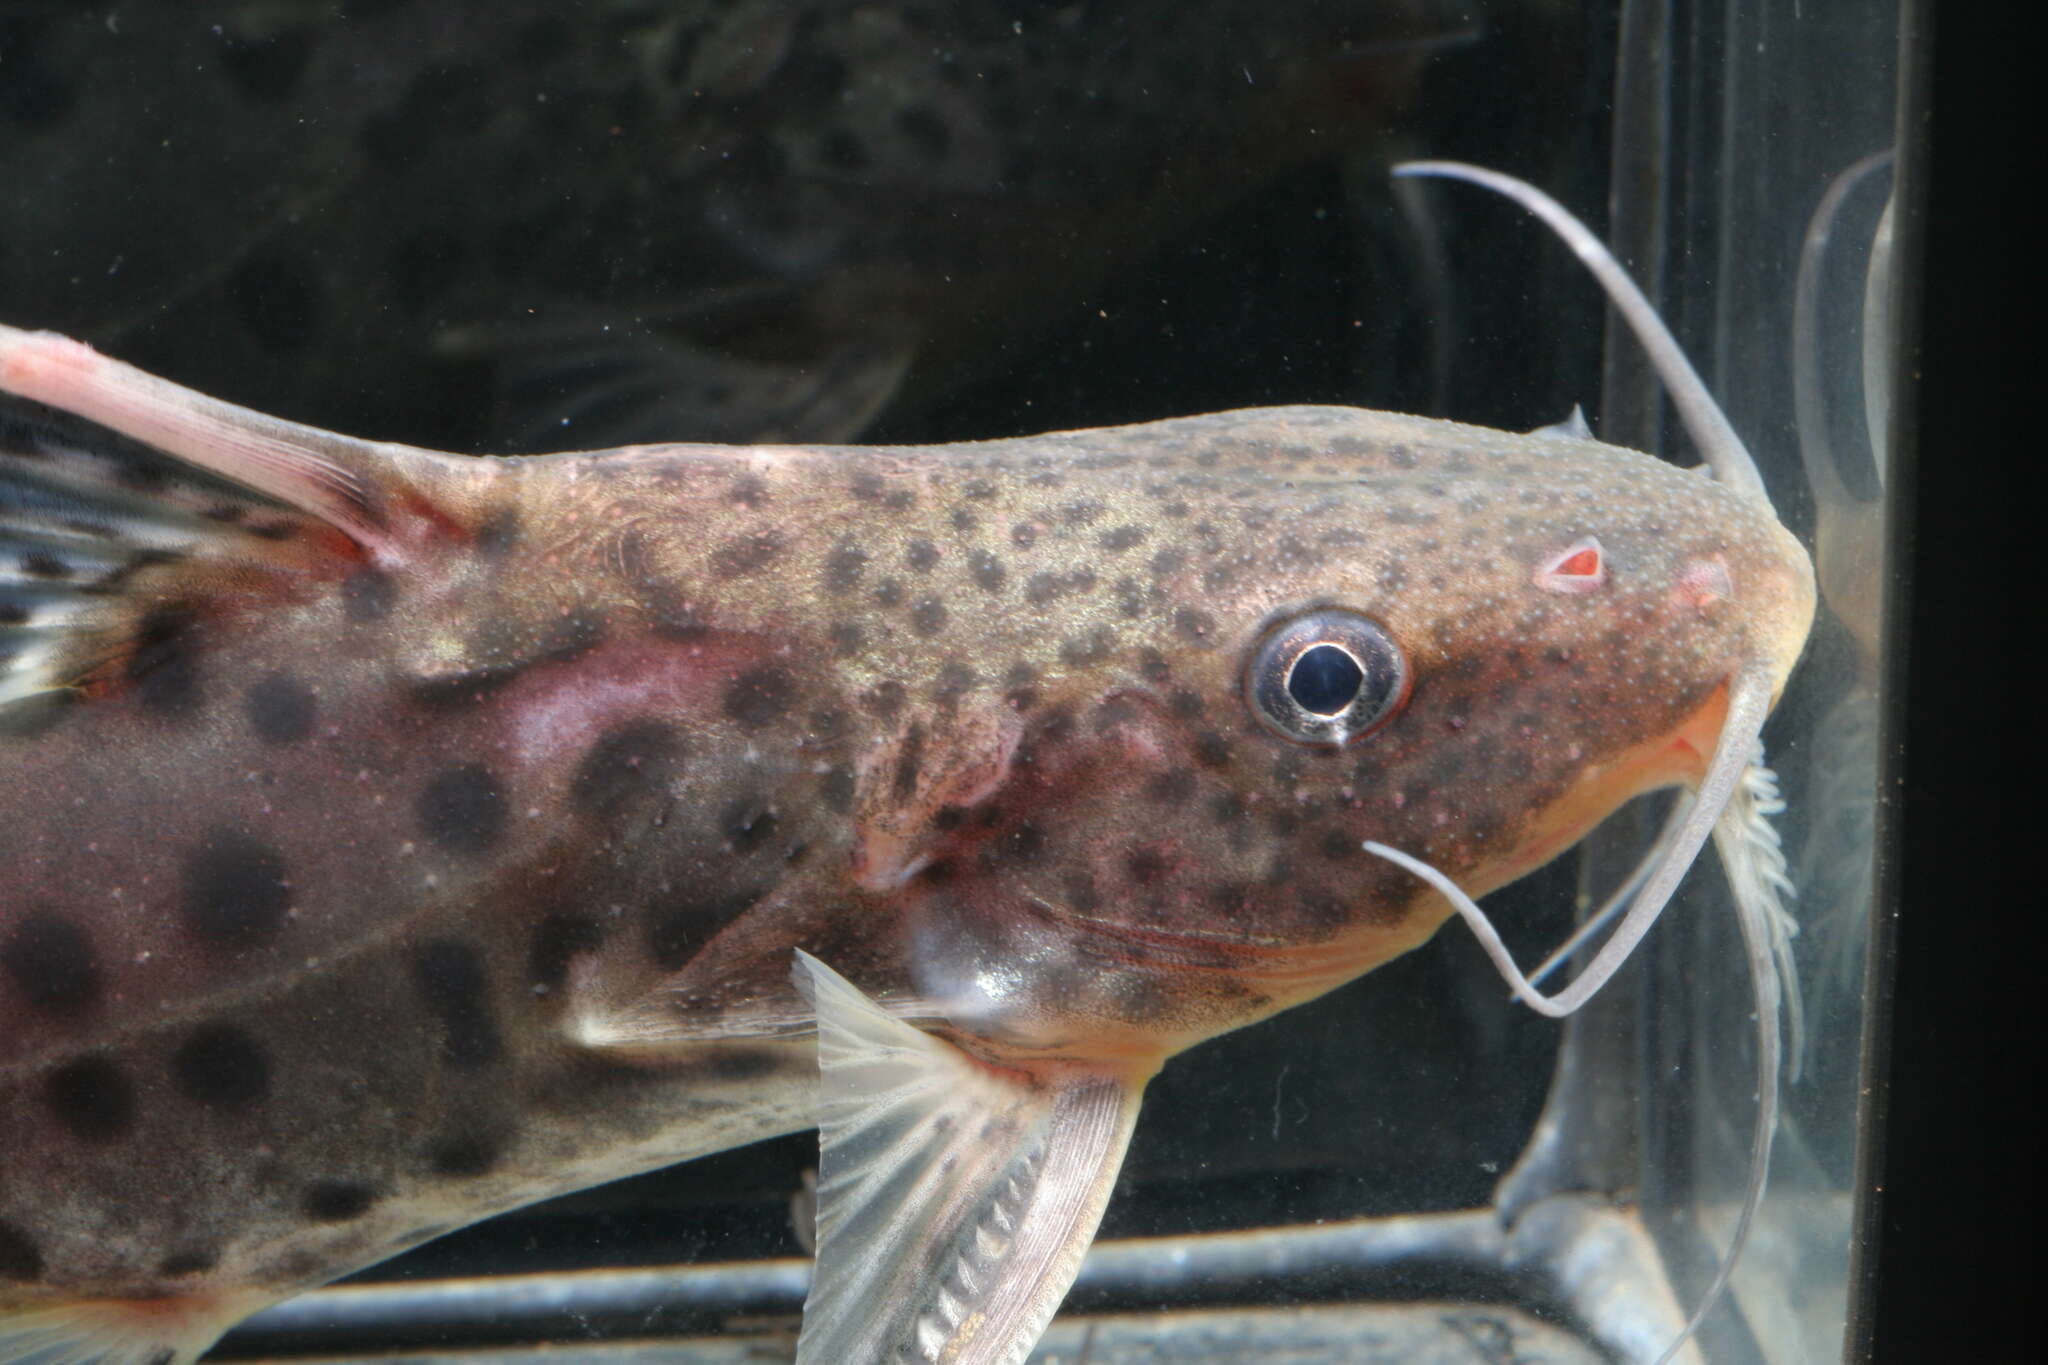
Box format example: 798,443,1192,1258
0,325,396,555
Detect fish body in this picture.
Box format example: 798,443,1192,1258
0,324,1812,1363
0,0,1454,451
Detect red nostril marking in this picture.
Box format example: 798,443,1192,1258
1557,548,1600,576
1534,535,1606,594
1675,556,1734,608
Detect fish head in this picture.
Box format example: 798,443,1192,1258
875,408,1814,1064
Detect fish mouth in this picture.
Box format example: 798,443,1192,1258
1477,681,1736,899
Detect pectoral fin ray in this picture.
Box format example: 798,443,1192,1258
792,951,1147,1365
0,1290,271,1365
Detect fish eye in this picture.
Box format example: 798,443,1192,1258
1246,609,1410,746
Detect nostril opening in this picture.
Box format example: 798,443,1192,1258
1677,556,1735,608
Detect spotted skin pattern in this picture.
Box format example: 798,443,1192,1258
0,328,1813,1362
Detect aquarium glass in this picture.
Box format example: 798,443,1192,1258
0,2,1910,1362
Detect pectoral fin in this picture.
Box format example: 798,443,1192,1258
792,951,1148,1365
0,1288,272,1365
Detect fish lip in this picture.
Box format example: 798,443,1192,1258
1485,680,1736,886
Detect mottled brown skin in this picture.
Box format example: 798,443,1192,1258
0,403,1811,1325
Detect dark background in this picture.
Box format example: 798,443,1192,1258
1869,3,2040,1362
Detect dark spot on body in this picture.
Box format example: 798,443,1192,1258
570,721,683,820
1011,523,1038,549
528,912,605,992
0,1221,43,1280
1060,500,1105,526
428,1131,501,1178
999,823,1047,863
418,764,506,853
830,621,866,657
1210,792,1249,826
866,680,905,717
540,608,606,662
1099,525,1146,552
2,910,100,1015
246,671,316,744
158,1247,219,1277
728,474,768,507
712,531,783,578
343,567,397,620
1126,848,1169,885
182,831,291,948
1060,628,1115,666
722,797,779,853
1319,829,1361,861
1173,607,1216,643
906,539,940,572
302,1181,377,1223
128,606,201,713
1033,706,1076,749
934,661,976,704
820,765,856,813
910,597,948,636
951,507,978,533
724,666,796,727
647,889,766,970
824,544,866,592
44,1057,134,1141
1146,769,1198,804
971,550,1007,592
172,1024,272,1109
473,508,521,555
414,940,501,1068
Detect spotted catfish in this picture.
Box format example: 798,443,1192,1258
0,240,1812,1363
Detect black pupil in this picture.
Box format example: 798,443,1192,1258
1287,644,1364,715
